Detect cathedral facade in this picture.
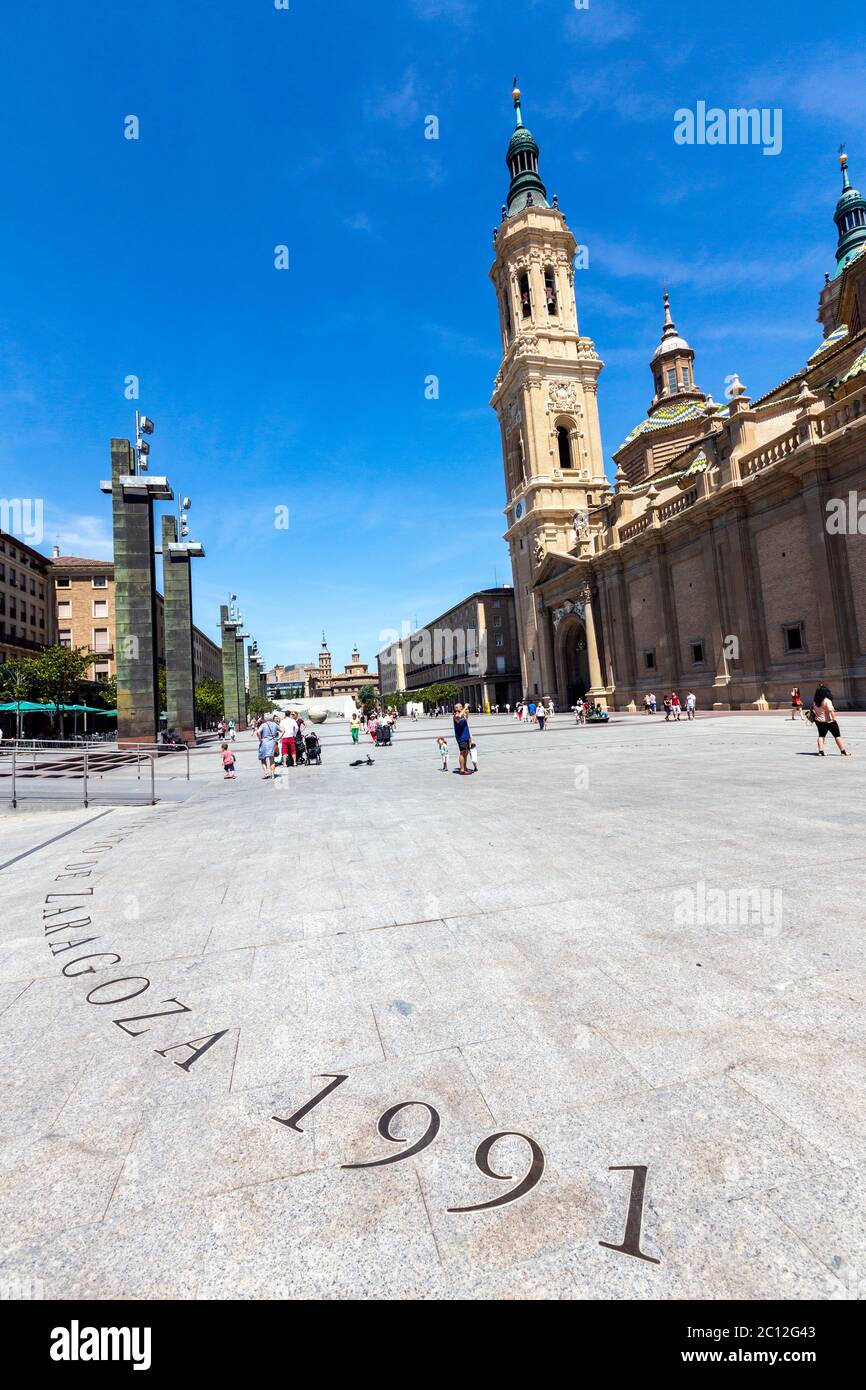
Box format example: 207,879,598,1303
492,89,866,710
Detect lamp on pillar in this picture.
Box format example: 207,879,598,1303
161,500,205,745
100,428,173,747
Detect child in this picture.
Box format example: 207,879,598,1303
469,739,479,771
437,736,449,772
220,741,236,780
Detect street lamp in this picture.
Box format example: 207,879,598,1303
134,410,155,475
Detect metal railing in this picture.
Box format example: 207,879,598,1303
0,741,189,809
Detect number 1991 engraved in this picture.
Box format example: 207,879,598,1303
273,1075,658,1260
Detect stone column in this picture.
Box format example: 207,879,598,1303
582,582,607,708
220,606,242,727
105,439,168,747
161,515,202,744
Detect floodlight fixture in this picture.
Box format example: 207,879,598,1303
140,416,155,435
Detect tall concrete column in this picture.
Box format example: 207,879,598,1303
220,605,242,727
101,439,172,747
235,632,248,731
161,515,204,743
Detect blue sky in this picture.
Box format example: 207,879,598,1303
2,0,864,671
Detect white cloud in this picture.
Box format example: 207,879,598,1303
366,67,422,128
43,510,113,560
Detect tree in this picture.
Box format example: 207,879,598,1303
195,677,224,726
94,675,117,709
0,658,38,738
158,669,167,714
357,685,378,715
247,693,271,717
28,646,95,730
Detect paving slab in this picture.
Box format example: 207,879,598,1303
0,713,862,1299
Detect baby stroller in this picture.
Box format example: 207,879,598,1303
375,721,392,747
304,732,322,765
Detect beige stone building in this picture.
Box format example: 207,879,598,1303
50,551,221,688
378,587,520,709
492,91,866,709
0,532,56,664
309,636,379,703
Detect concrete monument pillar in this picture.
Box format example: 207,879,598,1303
101,440,172,747
161,515,204,743
220,606,242,728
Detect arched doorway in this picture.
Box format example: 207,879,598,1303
555,615,590,708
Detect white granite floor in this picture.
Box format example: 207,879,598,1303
0,712,863,1300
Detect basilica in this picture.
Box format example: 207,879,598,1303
493,87,866,710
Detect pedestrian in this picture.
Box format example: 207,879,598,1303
649,692,657,714
257,713,281,780
469,738,479,771
643,694,652,715
368,712,378,744
536,703,546,731
351,711,361,745
685,691,697,720
228,718,236,742
453,702,474,775
670,691,682,721
810,685,850,757
437,736,449,772
219,741,236,780
279,709,298,767
663,696,672,722
791,686,805,721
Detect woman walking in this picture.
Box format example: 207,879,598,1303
257,713,281,780
791,686,806,721
811,685,850,757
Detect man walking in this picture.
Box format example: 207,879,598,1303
453,702,474,775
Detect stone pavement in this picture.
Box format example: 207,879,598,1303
0,712,864,1300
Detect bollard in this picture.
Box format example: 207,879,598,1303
150,752,156,806
83,745,89,809
12,748,17,810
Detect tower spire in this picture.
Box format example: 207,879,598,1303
504,81,548,216
831,146,866,278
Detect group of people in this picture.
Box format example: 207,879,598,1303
573,699,610,724
513,699,555,725
642,692,697,721
222,710,321,781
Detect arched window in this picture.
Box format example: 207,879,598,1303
503,294,512,344
519,273,532,318
544,267,558,315
557,425,572,470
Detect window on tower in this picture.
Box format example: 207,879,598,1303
666,367,678,392
681,363,691,388
544,268,558,314
504,294,512,343
519,273,532,318
557,426,572,470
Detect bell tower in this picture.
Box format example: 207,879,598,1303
490,83,608,698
